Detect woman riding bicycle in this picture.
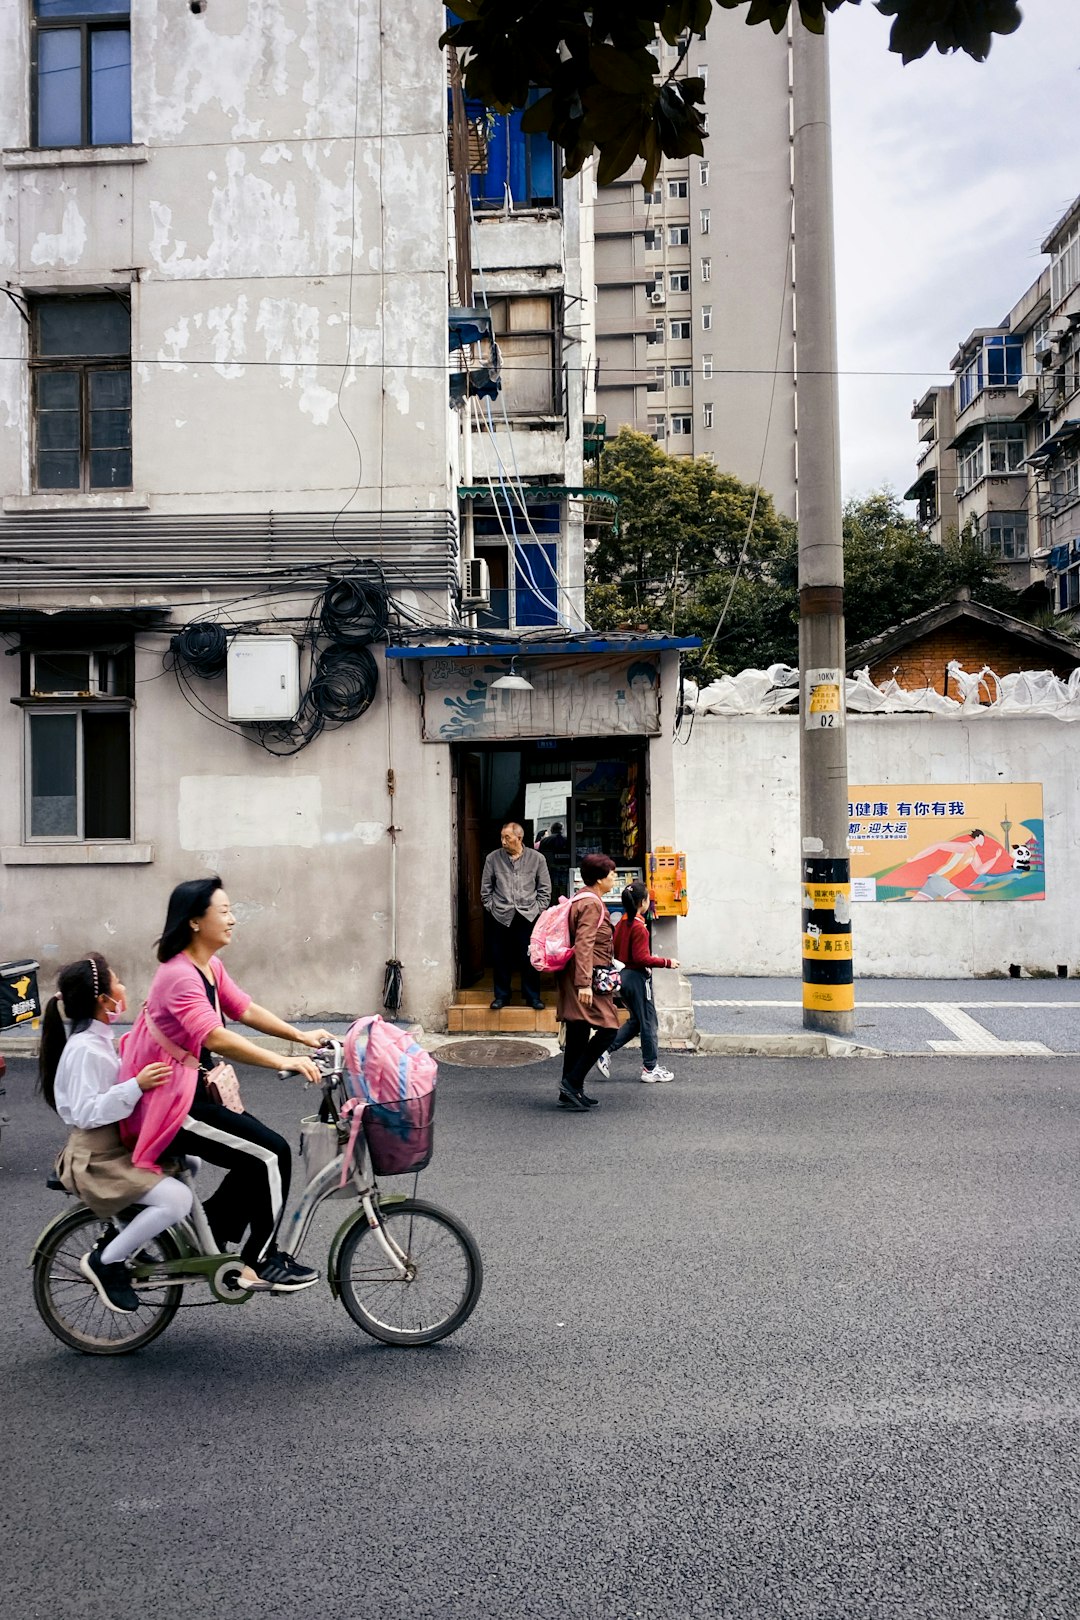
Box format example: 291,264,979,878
119,877,329,1295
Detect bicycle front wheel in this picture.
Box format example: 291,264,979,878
336,1198,482,1346
33,1206,183,1356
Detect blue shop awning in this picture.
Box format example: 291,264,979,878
386,636,701,660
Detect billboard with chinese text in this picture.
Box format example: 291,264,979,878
849,784,1044,902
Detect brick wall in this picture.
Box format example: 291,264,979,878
864,623,1080,697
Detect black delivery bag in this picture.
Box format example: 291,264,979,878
0,960,41,1029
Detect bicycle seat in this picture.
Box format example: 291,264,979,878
45,1172,67,1192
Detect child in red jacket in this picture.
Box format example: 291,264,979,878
599,880,680,1082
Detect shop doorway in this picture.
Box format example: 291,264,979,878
453,737,649,987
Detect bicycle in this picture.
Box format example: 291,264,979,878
30,1037,482,1356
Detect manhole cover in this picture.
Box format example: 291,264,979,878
437,1038,552,1068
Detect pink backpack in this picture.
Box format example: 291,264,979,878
529,892,606,973
339,1015,437,1182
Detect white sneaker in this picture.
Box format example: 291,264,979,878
641,1065,674,1084
595,1050,611,1079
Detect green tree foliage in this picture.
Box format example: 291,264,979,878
586,433,1022,680
442,2,1022,189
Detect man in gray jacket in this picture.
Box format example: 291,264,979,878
481,821,551,1010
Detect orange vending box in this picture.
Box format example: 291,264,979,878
647,846,688,916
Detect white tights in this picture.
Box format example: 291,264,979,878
100,1170,195,1265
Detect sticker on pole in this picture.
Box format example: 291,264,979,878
805,667,844,730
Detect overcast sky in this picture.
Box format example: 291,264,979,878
828,0,1080,500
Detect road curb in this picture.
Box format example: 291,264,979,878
692,1031,886,1059
0,1026,886,1063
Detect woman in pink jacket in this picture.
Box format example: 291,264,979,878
120,876,328,1295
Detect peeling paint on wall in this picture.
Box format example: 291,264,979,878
30,193,88,267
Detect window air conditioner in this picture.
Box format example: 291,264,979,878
462,556,491,607
650,289,666,305
29,650,105,697
1018,374,1039,399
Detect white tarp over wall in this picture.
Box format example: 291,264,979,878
686,664,1080,720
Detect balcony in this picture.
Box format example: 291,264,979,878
953,387,1027,430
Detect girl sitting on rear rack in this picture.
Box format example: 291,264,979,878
39,952,193,1316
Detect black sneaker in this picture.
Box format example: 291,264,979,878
80,1247,140,1314
557,1080,590,1111
255,1251,319,1293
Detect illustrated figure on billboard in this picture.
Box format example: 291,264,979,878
888,829,1011,901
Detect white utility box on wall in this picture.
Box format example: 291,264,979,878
227,635,301,721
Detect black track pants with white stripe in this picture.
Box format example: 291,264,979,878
168,1100,291,1266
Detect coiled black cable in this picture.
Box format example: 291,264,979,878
319,576,390,645
307,642,379,725
170,621,228,677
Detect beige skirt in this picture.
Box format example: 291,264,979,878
57,1123,162,1218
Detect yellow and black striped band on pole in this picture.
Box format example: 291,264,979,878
802,856,853,1014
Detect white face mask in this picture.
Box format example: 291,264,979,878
102,994,126,1025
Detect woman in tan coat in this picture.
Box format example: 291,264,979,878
556,852,620,1111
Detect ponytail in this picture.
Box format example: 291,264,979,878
36,952,113,1112
37,996,67,1113
620,879,650,923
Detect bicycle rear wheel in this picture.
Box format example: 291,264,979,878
336,1198,482,1346
33,1206,183,1356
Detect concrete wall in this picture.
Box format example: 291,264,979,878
0,0,451,514
675,712,1080,979
0,637,456,1026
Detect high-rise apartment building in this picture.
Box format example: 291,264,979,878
594,24,796,516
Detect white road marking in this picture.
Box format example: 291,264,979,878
694,998,1064,1055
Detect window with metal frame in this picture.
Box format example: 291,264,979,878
32,0,131,149
699,160,710,186
670,415,692,435
669,272,690,293
646,365,664,393
702,402,713,429
980,511,1028,561
670,366,691,388
956,335,1023,412
699,209,710,236
701,305,712,331
473,499,560,628
488,295,560,417
667,179,688,199
669,319,690,341
20,643,134,840
30,295,131,491
1051,223,1080,311
702,354,713,380
465,91,560,211
667,225,689,246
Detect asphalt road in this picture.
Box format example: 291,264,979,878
3,1050,1080,1620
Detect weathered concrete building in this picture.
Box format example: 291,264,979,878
0,1,692,1038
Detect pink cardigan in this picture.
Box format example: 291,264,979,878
118,954,252,1170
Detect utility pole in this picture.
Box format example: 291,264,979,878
791,16,853,1036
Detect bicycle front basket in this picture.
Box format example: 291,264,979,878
362,1091,435,1177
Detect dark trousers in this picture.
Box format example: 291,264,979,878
607,968,659,1070
562,1019,618,1090
491,911,542,1003
169,1099,291,1266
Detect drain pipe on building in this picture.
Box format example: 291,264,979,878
383,654,404,1015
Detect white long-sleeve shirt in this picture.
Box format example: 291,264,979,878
54,1020,143,1130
